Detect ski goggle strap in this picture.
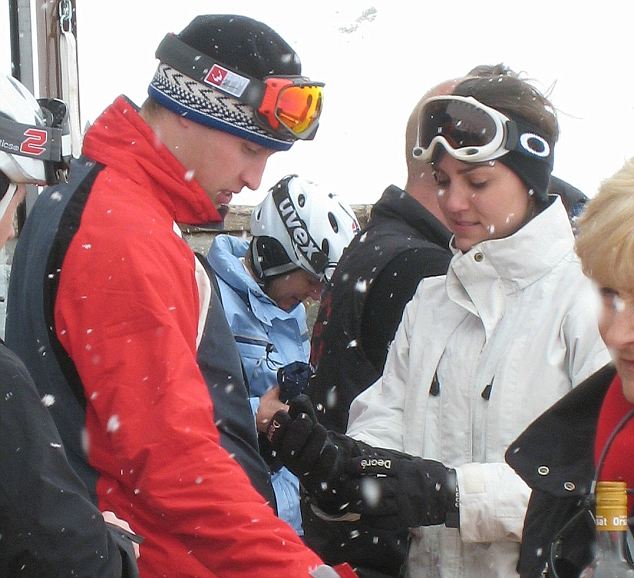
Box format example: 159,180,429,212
412,95,553,166
0,98,71,184
155,33,324,141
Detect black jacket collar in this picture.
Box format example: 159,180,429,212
507,364,616,497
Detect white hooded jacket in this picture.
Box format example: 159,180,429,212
347,197,611,578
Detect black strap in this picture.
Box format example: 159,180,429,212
44,160,105,410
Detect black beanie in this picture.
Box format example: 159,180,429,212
498,147,554,205
148,15,302,151
179,15,301,79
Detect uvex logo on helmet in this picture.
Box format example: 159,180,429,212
277,197,321,261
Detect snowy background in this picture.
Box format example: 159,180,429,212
2,0,634,206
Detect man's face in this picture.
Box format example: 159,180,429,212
178,122,276,212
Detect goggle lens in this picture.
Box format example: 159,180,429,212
274,83,323,137
420,98,498,152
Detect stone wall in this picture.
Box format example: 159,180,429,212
181,204,373,255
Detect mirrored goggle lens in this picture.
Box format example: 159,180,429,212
275,84,323,136
420,99,499,152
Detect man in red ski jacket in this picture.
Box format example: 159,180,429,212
6,14,354,578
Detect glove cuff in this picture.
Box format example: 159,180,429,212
444,468,460,529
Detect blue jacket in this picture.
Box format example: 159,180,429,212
207,234,310,534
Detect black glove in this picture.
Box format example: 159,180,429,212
266,395,369,515
258,432,284,473
344,447,459,529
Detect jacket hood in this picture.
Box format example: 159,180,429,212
82,96,221,225
208,235,258,299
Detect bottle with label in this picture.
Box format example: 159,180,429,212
580,480,634,577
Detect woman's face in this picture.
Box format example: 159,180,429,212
434,155,533,252
598,286,634,403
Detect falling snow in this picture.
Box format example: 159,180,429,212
360,477,381,508
106,415,121,433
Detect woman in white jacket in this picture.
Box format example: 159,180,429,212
265,67,611,578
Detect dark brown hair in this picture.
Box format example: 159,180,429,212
454,64,559,145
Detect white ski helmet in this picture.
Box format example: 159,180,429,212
250,175,360,283
0,74,70,187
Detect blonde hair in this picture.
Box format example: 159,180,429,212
575,158,634,290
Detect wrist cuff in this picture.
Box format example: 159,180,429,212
445,468,460,529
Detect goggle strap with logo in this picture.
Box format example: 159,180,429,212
155,33,266,105
0,115,66,162
271,178,329,277
504,117,554,165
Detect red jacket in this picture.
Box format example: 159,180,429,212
54,97,325,577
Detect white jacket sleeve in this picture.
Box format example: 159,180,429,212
456,462,531,543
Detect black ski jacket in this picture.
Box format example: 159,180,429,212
308,185,452,434
506,364,634,578
0,341,138,578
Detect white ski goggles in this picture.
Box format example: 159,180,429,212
412,95,552,164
